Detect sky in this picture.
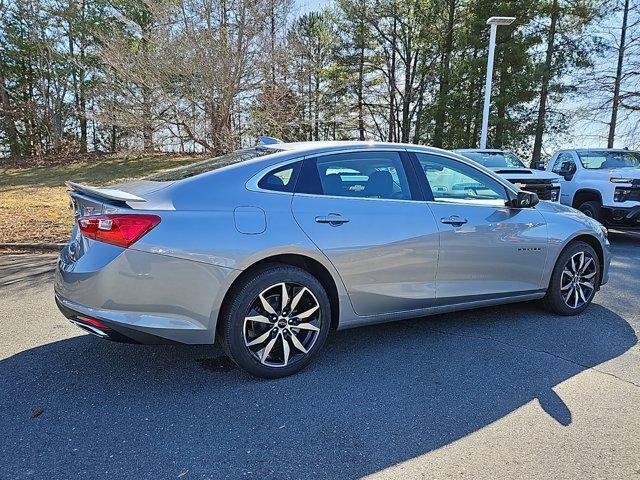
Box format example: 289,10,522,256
292,0,635,154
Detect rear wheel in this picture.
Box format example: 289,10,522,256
219,264,331,378
543,241,600,315
578,200,602,222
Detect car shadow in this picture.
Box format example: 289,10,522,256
0,302,635,479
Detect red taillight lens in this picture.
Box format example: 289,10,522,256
78,214,161,248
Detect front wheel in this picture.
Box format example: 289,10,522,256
219,264,331,378
543,241,600,315
578,200,602,222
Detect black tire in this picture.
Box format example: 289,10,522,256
578,200,602,222
219,263,331,379
543,241,601,316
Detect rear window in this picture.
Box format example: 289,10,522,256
146,148,269,181
257,162,302,192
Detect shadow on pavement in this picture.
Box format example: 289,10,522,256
0,302,636,479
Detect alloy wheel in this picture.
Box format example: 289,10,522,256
561,251,597,309
243,282,322,368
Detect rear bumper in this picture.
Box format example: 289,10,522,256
54,242,240,344
55,295,174,343
601,205,640,229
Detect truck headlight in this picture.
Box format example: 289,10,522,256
614,187,632,202
610,177,634,183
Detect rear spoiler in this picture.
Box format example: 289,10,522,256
65,181,147,203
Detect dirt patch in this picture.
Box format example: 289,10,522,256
0,153,202,244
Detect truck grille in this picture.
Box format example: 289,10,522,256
507,179,560,201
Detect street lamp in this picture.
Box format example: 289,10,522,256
479,16,516,150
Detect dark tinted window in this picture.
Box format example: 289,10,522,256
258,161,301,192
296,151,411,200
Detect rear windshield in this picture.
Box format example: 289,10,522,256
146,148,271,181
459,151,526,168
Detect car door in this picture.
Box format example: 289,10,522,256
411,152,549,303
291,149,439,316
551,152,579,206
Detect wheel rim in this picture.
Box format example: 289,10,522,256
561,251,597,309
243,282,321,368
580,207,594,218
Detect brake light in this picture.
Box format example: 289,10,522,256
78,214,161,248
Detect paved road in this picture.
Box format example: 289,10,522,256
1,233,639,480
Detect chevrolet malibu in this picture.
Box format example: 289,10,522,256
55,142,610,378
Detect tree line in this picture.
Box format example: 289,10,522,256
0,0,638,163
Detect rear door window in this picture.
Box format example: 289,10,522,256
296,151,412,200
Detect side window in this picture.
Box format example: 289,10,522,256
257,161,301,192
552,153,576,174
415,153,508,206
296,151,411,200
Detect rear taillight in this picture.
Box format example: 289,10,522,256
78,214,161,248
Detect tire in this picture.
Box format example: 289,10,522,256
578,200,602,222
543,241,601,316
219,264,331,379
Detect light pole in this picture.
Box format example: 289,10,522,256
480,16,516,149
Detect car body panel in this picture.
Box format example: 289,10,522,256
292,193,440,316
426,202,549,298
55,141,611,345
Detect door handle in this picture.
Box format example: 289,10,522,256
441,216,468,227
315,214,350,225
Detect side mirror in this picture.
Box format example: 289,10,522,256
511,191,539,208
559,162,576,180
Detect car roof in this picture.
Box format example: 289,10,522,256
454,148,512,154
262,140,440,153
560,148,639,153
255,140,473,162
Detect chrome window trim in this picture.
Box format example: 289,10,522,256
247,147,414,199
292,192,421,204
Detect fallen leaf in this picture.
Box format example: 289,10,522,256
31,407,45,419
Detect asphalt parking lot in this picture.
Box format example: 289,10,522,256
1,233,639,480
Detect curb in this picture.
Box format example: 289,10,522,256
0,243,65,251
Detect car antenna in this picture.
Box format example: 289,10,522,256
257,136,283,146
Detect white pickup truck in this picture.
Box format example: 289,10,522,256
455,149,562,202
547,148,640,229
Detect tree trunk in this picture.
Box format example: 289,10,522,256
357,44,365,140
532,0,559,164
433,0,456,147
607,0,629,148
0,68,20,158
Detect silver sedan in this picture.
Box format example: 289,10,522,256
55,142,610,378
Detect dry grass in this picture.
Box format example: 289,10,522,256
0,153,201,244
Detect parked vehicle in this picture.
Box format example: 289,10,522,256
456,149,562,202
547,148,640,229
55,142,610,378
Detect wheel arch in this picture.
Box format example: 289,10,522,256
548,233,605,289
216,253,342,338
572,189,602,208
